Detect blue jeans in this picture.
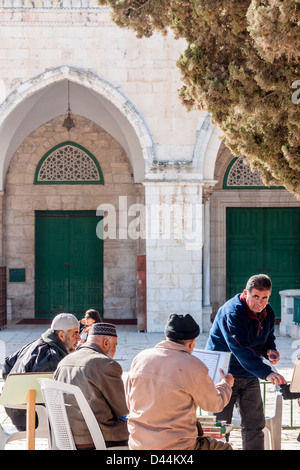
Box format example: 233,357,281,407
215,377,265,450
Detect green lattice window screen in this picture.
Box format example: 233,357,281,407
34,141,104,185
223,157,283,189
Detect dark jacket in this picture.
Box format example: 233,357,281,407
206,294,276,380
2,329,69,431
2,329,68,379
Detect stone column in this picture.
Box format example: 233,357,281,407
143,181,203,333
202,186,214,332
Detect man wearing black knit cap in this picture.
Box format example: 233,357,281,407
54,322,128,449
125,313,234,450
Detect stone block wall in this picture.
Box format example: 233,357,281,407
144,182,203,332
0,4,203,166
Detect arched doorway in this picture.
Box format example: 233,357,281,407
0,68,155,322
210,145,300,320
0,66,156,189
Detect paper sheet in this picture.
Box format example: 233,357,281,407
290,358,300,393
193,349,231,384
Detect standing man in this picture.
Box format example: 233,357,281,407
54,322,129,450
206,274,286,450
126,313,234,450
2,312,80,431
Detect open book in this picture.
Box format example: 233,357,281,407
193,349,231,385
290,358,300,393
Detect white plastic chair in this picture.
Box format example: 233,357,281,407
38,378,128,450
0,423,27,450
231,388,283,450
0,407,50,450
263,389,283,450
0,372,53,450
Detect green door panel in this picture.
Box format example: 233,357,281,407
226,208,264,300
35,211,103,319
35,214,69,313
264,208,300,316
226,207,300,318
69,215,103,312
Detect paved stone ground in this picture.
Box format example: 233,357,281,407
0,322,299,451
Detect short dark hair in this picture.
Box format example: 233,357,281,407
167,338,191,345
245,274,272,293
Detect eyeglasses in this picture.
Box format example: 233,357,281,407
249,294,270,303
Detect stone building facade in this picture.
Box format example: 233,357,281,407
0,1,299,332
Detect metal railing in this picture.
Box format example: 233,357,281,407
198,381,300,429
261,381,299,429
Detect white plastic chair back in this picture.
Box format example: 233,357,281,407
0,372,53,449
263,389,283,450
38,378,106,450
231,385,283,450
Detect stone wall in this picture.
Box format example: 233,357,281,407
0,4,203,165
0,2,216,330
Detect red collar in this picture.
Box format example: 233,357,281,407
240,292,267,322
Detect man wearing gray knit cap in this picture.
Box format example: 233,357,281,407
54,321,128,449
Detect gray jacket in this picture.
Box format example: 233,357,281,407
54,341,128,448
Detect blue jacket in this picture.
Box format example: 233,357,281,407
206,294,276,380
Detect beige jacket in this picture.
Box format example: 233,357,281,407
125,340,232,450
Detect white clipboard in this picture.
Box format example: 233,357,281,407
193,349,231,385
290,358,300,393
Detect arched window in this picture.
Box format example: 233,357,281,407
34,141,104,185
223,156,283,189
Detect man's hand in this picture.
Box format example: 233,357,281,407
266,372,286,386
267,349,280,365
219,368,234,388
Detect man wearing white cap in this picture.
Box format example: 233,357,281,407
2,313,80,431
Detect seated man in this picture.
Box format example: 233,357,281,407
2,312,80,431
54,322,129,450
125,313,234,450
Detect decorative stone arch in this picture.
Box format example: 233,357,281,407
192,113,223,182
0,65,156,189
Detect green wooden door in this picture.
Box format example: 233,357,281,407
35,211,103,319
226,207,300,318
